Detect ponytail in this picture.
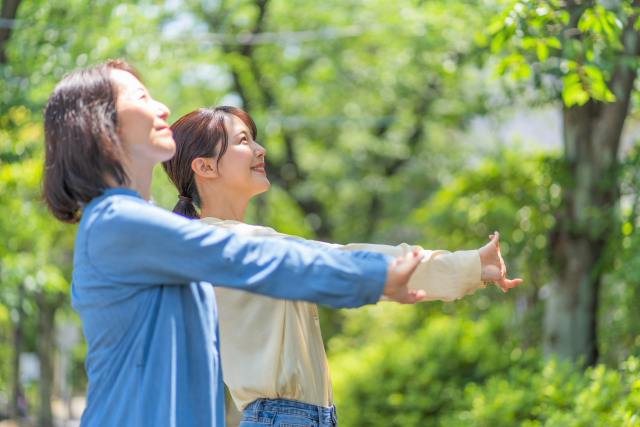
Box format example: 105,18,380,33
172,195,200,219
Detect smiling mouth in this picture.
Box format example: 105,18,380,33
250,164,266,173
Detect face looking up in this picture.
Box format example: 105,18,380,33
111,69,175,167
212,113,270,198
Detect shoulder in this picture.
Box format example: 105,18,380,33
82,194,194,239
201,218,293,239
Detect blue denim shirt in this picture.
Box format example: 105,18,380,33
71,188,391,427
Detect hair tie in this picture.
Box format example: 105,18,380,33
178,195,192,202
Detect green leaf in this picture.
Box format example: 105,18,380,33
575,90,591,106
591,79,607,95
562,75,589,106
601,16,614,39
546,37,562,49
487,19,504,35
536,41,549,61
563,72,581,85
604,89,617,102
491,31,506,53
522,37,538,49
516,62,532,79
583,65,603,81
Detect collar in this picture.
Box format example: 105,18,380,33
101,187,142,199
200,216,243,226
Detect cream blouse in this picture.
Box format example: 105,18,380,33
201,217,484,410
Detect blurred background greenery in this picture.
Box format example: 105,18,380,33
2,0,640,425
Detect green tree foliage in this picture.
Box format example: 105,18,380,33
440,358,640,427
486,0,639,106
2,0,640,424
0,0,502,420
139,0,502,243
410,150,559,347
485,0,640,365
598,146,640,366
0,104,73,422
330,149,640,426
330,304,536,427
332,304,640,426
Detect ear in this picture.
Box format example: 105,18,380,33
191,157,219,179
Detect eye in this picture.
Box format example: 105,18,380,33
134,89,147,100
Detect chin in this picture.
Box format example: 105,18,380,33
158,142,177,161
255,180,270,195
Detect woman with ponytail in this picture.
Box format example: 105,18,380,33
162,107,521,427
43,60,437,427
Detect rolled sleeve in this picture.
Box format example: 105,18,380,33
456,250,484,297
404,249,483,302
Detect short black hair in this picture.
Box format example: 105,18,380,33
43,59,139,223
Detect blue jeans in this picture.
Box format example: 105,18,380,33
238,398,338,427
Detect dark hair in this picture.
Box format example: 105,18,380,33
43,59,140,223
162,106,257,219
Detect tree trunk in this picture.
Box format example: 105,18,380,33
36,292,63,427
544,102,612,366
0,0,22,64
544,17,640,366
10,285,24,419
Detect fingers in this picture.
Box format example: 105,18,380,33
506,278,522,288
387,251,425,304
396,251,424,277
486,230,523,292
403,289,426,304
496,277,523,292
490,231,499,247
488,231,507,277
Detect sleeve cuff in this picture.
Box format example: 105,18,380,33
458,250,484,298
351,253,392,306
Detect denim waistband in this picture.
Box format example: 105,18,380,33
245,398,337,424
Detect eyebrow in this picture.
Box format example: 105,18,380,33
125,87,146,97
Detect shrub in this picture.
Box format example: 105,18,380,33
330,305,640,427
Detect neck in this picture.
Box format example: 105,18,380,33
121,157,154,201
198,182,251,222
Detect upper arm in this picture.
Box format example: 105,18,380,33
86,198,237,285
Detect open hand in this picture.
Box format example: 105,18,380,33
383,251,427,304
478,231,522,292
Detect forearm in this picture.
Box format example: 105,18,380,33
407,249,484,301
201,219,484,302
309,240,483,301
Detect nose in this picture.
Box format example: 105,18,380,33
254,141,266,159
156,101,170,120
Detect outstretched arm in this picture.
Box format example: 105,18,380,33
201,219,521,302
84,197,423,309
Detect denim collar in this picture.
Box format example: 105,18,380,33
101,187,141,199
79,187,143,213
